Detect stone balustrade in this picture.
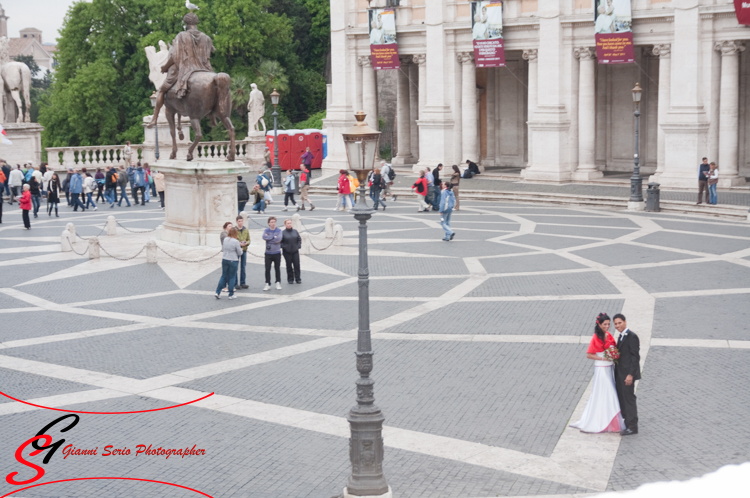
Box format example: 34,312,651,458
47,137,265,170
46,145,144,170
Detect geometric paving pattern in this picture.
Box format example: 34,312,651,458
1,193,749,497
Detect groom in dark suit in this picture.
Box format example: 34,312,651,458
613,313,640,435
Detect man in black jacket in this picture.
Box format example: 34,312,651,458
237,176,250,215
613,313,641,435
280,219,302,284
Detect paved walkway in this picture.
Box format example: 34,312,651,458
314,171,750,207
0,195,749,497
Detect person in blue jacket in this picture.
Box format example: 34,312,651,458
439,181,456,241
69,169,86,212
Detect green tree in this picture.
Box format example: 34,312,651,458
39,0,330,150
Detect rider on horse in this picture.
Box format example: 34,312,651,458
147,13,215,128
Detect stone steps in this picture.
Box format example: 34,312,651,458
308,185,749,221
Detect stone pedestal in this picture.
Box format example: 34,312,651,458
3,123,43,166
244,132,267,171
155,159,250,247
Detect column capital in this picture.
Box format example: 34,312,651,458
522,49,538,63
357,55,372,68
412,53,426,66
715,40,746,56
652,44,671,59
456,52,474,65
573,47,596,61
399,54,413,66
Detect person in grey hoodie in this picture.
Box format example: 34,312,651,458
282,170,297,211
215,227,242,300
262,216,283,291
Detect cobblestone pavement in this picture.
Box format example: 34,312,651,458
0,194,748,497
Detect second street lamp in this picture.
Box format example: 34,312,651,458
270,89,282,193
629,82,644,210
340,110,391,498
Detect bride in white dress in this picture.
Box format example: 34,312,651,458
570,313,625,433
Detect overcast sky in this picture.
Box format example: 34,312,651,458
3,0,79,44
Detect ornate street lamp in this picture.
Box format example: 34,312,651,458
150,91,160,160
270,89,281,192
630,83,643,207
340,111,391,498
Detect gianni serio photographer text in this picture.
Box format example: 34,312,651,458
6,414,206,486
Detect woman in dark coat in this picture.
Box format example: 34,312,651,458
47,173,61,217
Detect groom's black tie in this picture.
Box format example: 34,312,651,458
617,334,624,348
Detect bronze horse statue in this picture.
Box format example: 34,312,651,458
162,71,235,162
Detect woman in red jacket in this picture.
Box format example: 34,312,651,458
19,184,32,229
411,170,430,212
335,169,352,211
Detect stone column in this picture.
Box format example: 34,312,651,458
573,47,601,180
409,60,420,161
650,44,671,181
658,7,709,188
522,2,572,183
321,0,354,170
393,56,414,165
522,49,538,168
457,52,478,164
485,68,496,166
715,40,746,186
413,54,427,172
359,56,378,131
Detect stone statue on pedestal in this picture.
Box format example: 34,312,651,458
145,12,235,162
247,83,266,134
0,36,32,123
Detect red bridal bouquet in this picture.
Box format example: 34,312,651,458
603,346,620,364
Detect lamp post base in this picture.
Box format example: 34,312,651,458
272,186,283,196
627,201,646,212
343,486,393,498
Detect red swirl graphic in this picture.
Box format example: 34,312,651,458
0,390,214,415
0,477,213,497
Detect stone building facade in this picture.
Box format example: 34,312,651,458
323,0,750,188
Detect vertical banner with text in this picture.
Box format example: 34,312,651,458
594,0,634,64
735,0,750,25
369,8,399,70
472,1,505,67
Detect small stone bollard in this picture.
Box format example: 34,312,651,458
292,213,302,231
300,232,312,254
239,211,249,228
333,224,344,246
66,222,76,241
106,215,117,236
325,218,335,238
88,237,100,260
61,230,72,252
146,240,158,263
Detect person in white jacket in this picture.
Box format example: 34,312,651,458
82,169,98,210
8,165,24,204
42,167,54,196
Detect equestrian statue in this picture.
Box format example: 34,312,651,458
147,12,235,162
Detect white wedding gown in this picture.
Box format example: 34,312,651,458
570,353,625,433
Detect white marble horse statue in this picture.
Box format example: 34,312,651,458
0,37,33,123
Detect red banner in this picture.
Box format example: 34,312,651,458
368,8,399,70
473,39,505,68
370,45,400,70
596,32,634,64
471,1,505,68
735,0,750,25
